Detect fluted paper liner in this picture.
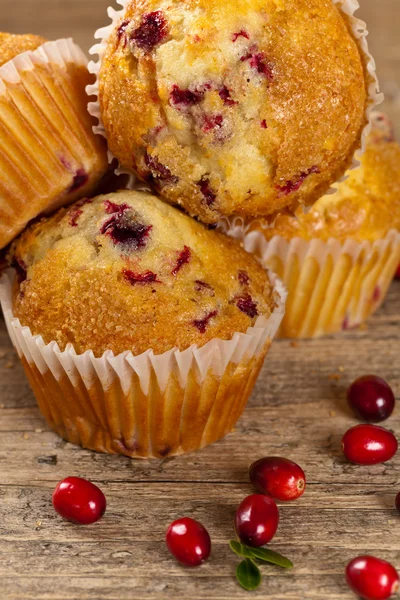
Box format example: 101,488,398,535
0,38,108,249
0,271,286,458
86,0,383,192
221,220,400,338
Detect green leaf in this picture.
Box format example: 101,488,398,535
229,540,254,559
248,547,293,569
229,540,293,569
236,558,262,591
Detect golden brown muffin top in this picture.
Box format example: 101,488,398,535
9,190,277,356
99,0,370,224
0,32,47,67
250,113,400,243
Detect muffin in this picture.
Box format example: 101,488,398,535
0,33,109,250
2,190,285,458
237,112,400,338
91,0,379,224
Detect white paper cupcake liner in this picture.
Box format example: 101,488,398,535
0,270,286,458
221,220,400,338
0,38,108,249
86,0,383,194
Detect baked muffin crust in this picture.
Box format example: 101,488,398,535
9,190,276,356
251,113,400,243
99,0,370,223
0,32,47,67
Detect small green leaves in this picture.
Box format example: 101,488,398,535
230,540,293,591
229,540,293,568
229,540,254,559
236,559,261,591
249,547,293,569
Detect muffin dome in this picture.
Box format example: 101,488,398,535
9,190,276,356
98,0,370,224
251,113,400,243
0,32,46,66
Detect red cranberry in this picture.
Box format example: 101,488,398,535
236,294,258,318
347,376,395,423
395,265,400,279
395,492,400,513
52,477,106,525
193,310,218,333
276,166,320,196
130,11,168,52
346,555,399,600
68,169,88,193
342,425,398,465
166,518,211,566
249,457,306,501
235,494,279,547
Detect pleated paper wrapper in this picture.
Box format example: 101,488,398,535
222,220,400,339
0,38,108,249
0,271,286,459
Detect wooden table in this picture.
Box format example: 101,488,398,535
1,1,400,598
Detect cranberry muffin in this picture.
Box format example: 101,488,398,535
9,190,277,356
0,33,108,249
246,113,400,338
4,190,285,458
97,0,373,224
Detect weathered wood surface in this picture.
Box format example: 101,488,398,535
1,1,400,598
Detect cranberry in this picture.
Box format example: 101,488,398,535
395,492,400,513
347,376,395,423
249,457,306,501
193,310,218,333
144,153,178,185
342,424,398,465
68,169,88,193
261,119,268,129
202,114,224,133
166,518,211,566
172,246,191,275
219,86,236,106
276,166,320,196
236,294,258,318
395,265,400,279
123,269,160,285
52,477,106,525
346,555,399,600
232,30,249,42
170,85,204,108
235,494,279,547
130,11,168,52
117,19,130,47
101,210,152,250
197,178,216,206
238,270,250,286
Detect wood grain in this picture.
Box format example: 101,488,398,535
1,1,400,598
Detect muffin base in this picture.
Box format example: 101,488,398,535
0,271,286,458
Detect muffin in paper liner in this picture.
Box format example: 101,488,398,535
86,0,383,216
221,220,400,339
0,270,286,459
0,38,108,249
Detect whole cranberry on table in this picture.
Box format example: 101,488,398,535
235,494,279,547
249,457,306,501
346,555,399,600
52,477,106,525
166,518,211,567
342,424,398,465
347,376,395,423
